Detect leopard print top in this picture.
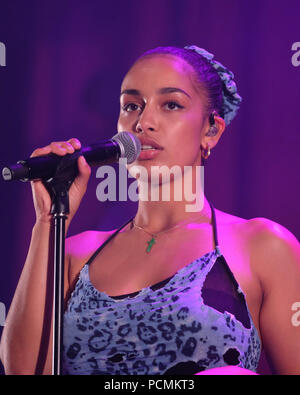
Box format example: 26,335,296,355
62,204,261,375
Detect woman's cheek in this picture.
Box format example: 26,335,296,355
117,117,128,132
117,112,134,132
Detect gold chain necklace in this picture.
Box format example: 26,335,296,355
132,217,202,253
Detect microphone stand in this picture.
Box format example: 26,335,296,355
44,168,75,376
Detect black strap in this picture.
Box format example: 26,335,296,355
85,216,134,266
208,200,219,248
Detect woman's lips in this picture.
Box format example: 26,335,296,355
138,137,163,150
138,148,163,160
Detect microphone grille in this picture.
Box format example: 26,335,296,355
112,132,141,164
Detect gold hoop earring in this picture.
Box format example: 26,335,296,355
202,146,211,160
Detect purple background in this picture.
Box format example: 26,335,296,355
0,0,299,374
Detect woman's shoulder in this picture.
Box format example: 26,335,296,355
215,206,298,245
245,216,300,282
65,228,117,279
216,207,300,275
65,228,120,264
240,214,299,257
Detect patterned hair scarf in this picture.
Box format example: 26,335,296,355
184,45,242,126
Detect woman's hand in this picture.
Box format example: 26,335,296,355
30,138,91,224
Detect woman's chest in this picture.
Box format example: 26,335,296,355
88,223,262,337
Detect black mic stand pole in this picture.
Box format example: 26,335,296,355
45,170,75,375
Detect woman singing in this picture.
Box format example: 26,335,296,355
1,45,300,375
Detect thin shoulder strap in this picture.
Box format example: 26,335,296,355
208,200,219,248
207,202,244,297
85,216,134,266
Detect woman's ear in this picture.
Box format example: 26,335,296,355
201,114,226,151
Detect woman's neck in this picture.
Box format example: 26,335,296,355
133,192,211,235
129,159,209,233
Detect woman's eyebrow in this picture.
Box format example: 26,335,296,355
120,89,141,96
158,87,191,98
120,87,191,98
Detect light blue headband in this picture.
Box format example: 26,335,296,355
184,45,242,126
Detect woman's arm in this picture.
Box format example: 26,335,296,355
250,218,300,375
195,217,300,376
0,139,91,375
0,220,68,374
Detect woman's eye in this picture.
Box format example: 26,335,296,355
122,103,140,112
164,101,183,110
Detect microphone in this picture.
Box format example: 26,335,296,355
2,131,141,182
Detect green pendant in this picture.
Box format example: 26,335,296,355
146,237,156,253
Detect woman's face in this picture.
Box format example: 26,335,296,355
117,54,209,173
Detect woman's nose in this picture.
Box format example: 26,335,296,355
136,122,155,133
135,105,156,133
